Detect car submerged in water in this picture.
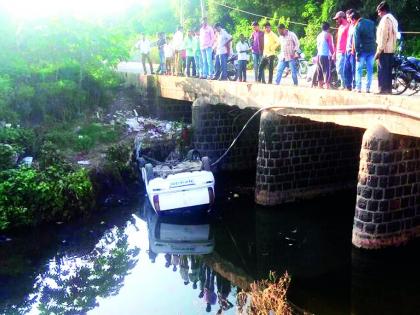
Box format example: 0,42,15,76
134,137,215,214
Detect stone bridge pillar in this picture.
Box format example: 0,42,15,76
255,109,363,205
192,97,260,171
352,125,420,249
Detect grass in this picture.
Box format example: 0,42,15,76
44,122,123,153
237,271,292,315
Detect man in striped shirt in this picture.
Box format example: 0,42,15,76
275,24,300,86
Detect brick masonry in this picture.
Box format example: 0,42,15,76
192,97,260,171
255,109,364,205
155,98,192,123
352,125,420,249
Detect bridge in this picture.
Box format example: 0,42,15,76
121,69,420,250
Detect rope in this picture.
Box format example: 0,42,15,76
212,1,308,27
211,1,420,34
210,104,420,167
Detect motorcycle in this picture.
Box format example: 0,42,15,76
281,51,309,79
392,52,420,96
227,54,238,81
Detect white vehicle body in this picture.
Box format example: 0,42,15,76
146,207,214,255
141,167,215,213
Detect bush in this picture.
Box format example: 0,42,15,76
0,144,19,171
0,166,93,231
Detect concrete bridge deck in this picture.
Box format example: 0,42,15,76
125,73,420,138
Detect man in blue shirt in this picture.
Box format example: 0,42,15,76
350,11,376,93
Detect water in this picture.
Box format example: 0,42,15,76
0,173,419,315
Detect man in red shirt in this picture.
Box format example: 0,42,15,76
333,11,350,89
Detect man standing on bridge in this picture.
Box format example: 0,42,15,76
212,23,232,81
274,24,300,86
250,21,264,82
332,11,350,89
351,11,376,93
173,26,185,76
135,33,154,75
375,1,398,95
258,22,279,84
200,17,215,79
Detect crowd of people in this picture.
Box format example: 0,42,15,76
135,1,399,94
147,252,234,314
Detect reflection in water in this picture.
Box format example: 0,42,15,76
141,201,234,314
0,183,419,314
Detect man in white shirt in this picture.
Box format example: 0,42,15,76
213,23,232,81
236,34,250,82
172,26,184,76
135,33,154,75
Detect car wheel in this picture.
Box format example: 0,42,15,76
145,163,154,182
201,157,211,171
186,149,201,161
138,157,146,168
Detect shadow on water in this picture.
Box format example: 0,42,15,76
0,171,419,314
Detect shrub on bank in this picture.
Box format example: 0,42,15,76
0,166,93,231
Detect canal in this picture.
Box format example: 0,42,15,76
0,172,419,315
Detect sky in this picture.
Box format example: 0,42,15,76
0,0,151,19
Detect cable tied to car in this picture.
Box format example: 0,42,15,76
210,104,420,167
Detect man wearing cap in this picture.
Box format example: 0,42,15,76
333,11,349,88
375,1,398,94
258,22,279,84
250,21,264,82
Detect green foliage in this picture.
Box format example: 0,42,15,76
0,15,130,125
43,122,122,154
0,127,36,153
0,166,93,231
0,144,18,171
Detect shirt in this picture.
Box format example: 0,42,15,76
164,43,173,58
346,24,355,53
250,30,264,54
278,30,299,61
263,31,279,57
184,36,195,57
376,13,398,54
193,36,200,55
135,39,151,54
317,31,334,56
200,25,215,49
354,18,376,57
215,29,232,55
172,30,184,51
236,41,250,61
336,23,350,54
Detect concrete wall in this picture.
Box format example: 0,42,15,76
352,125,420,249
255,110,363,205
192,97,260,171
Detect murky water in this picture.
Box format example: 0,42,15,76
1,173,419,315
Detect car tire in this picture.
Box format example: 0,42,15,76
186,149,201,161
138,157,146,168
145,163,154,182
201,157,211,171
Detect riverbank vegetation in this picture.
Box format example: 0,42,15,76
0,11,137,231
237,271,292,315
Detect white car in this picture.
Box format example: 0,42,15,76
144,201,214,255
135,142,215,214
